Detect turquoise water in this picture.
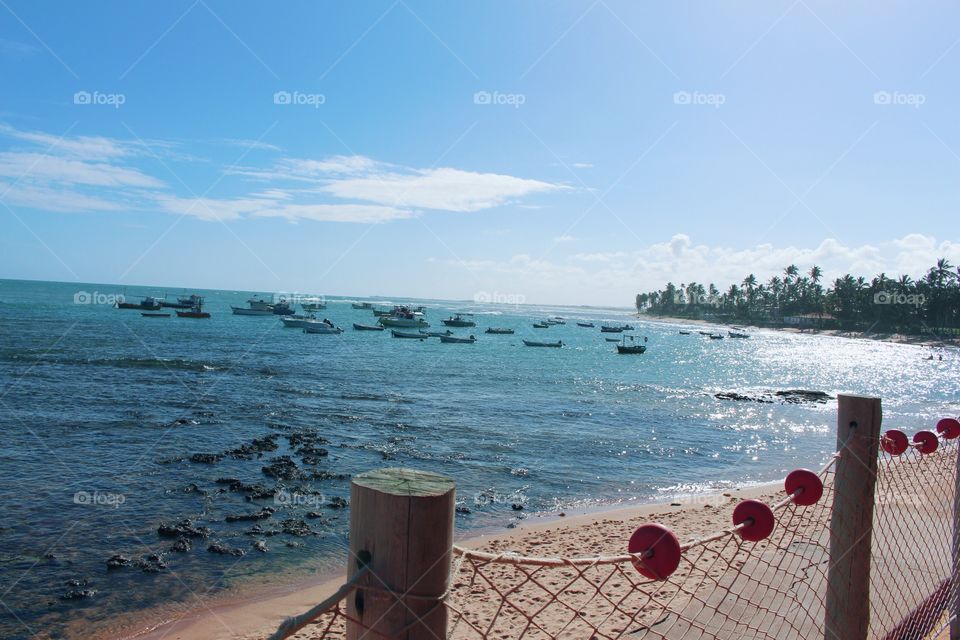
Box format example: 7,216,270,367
0,278,957,639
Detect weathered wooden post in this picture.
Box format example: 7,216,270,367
346,468,456,640
825,394,882,640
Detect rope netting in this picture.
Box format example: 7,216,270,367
269,417,960,640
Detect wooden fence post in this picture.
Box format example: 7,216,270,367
825,394,882,640
346,468,456,640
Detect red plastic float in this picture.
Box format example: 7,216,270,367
784,468,824,506
913,430,939,454
881,430,909,456
628,523,682,580
936,418,960,440
733,500,775,541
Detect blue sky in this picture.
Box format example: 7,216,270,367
1,0,958,305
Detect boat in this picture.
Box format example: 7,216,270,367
441,314,476,328
352,302,373,310
545,318,566,325
616,335,646,354
280,315,319,329
141,312,170,318
232,306,274,316
698,331,712,336
576,322,595,328
304,325,342,335
391,330,428,340
379,308,429,328
176,305,210,319
728,331,750,339
247,296,274,311
600,326,624,333
301,299,326,312
272,301,295,316
117,296,161,311
532,322,549,329
523,339,562,348
679,330,692,335
424,330,453,337
709,334,724,340
605,337,621,342
622,324,635,330
353,323,384,331
440,335,476,344
485,328,514,334
160,294,201,309
372,308,393,317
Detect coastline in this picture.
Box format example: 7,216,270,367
104,481,781,640
639,314,959,348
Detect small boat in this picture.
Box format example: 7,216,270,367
679,330,692,335
576,322,595,328
616,335,646,354
441,313,476,328
352,302,373,310
160,294,201,309
247,296,274,311
698,331,712,336
301,299,326,312
379,315,429,328
709,334,724,340
141,312,170,318
544,319,565,325
353,323,384,331
424,330,453,337
532,323,549,329
372,308,393,317
117,296,161,311
605,337,621,342
280,315,319,329
176,306,210,319
232,306,273,316
304,325,342,335
728,331,750,339
391,330,428,340
523,339,562,348
272,301,295,316
600,326,624,333
485,328,514,335
440,335,476,344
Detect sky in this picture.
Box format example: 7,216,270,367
0,0,958,306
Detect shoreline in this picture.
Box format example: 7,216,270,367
638,314,959,348
100,481,781,640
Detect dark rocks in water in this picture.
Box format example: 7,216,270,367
714,392,773,403
155,456,186,464
207,541,245,556
169,537,192,553
157,519,212,539
511,504,524,511
66,578,92,588
285,541,304,549
190,452,223,464
301,455,329,466
225,507,275,522
214,477,241,485
280,518,312,537
61,588,97,600
328,497,348,510
455,506,472,515
135,554,168,573
715,389,833,405
310,470,350,481
288,431,331,449
252,540,269,553
244,485,278,501
262,455,304,480
304,511,324,519
106,554,132,569
244,524,280,537
180,483,206,495
226,434,280,460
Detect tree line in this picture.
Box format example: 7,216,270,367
635,258,959,335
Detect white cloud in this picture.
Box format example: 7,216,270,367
553,234,575,243
0,152,164,188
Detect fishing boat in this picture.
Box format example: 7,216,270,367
160,294,201,309
391,330,428,340
440,335,476,344
576,322,595,328
247,296,274,311
117,296,161,311
600,326,624,333
485,328,514,334
372,308,393,317
532,322,549,329
272,301,295,316
301,299,326,312
679,330,692,335
379,307,429,328
353,323,384,331
605,337,621,342
141,312,170,318
728,331,750,339
545,318,566,325
231,306,273,316
176,305,210,319
280,314,319,329
424,330,453,337
698,331,712,336
523,339,562,348
615,335,646,354
709,334,724,340
441,313,476,328
622,324,635,330
304,325,342,334
352,302,373,310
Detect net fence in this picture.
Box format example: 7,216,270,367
270,423,959,640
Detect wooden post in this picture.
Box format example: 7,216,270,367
346,468,455,640
825,394,882,640
951,442,960,640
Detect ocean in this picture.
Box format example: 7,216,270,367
0,278,956,639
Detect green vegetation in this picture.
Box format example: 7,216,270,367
635,259,959,335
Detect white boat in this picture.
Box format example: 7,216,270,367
352,302,373,310
440,335,476,344
232,306,273,316
301,298,326,311
391,329,428,339
304,325,342,334
523,339,562,348
379,315,429,328
280,315,319,329
247,296,274,311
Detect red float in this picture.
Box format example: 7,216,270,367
881,430,909,456
784,469,824,506
936,418,960,440
913,430,939,454
628,523,682,580
733,500,775,541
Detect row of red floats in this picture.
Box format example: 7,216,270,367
628,417,960,580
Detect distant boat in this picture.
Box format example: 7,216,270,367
485,328,514,334
176,306,210,319
379,313,429,328
440,335,476,344
424,330,453,337
391,330,428,340
576,322,595,328
600,326,624,333
247,296,274,311
523,339,562,348
616,335,646,354
160,294,201,309
301,299,326,311
698,331,713,336
604,337,621,342
304,325,342,334
353,323,384,331
232,306,273,316
352,302,373,310
280,315,319,329
141,312,170,318
544,319,565,325
117,296,161,311
372,308,393,317
709,334,724,340
441,314,476,327
272,301,295,316
532,322,550,329
679,330,692,335
728,331,750,338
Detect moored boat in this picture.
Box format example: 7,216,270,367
117,296,161,311
301,299,326,312
353,323,384,331
304,324,342,334
141,312,170,318
160,294,201,309
247,296,274,311
176,306,210,319
379,312,429,328
600,326,624,333
604,337,621,342
485,327,514,334
709,334,724,340
232,306,273,316
352,302,373,310
441,313,476,327
272,301,295,316
280,315,319,329
440,335,476,344
424,330,453,337
576,322,595,328
391,330,428,340
728,331,750,338
532,322,549,329
679,330,692,335
615,335,646,354
523,339,562,348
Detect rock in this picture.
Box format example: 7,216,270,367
157,519,212,539
714,392,773,403
207,541,245,556
66,578,91,588
214,477,241,485
775,389,832,404
252,540,269,553
280,519,312,537
61,589,97,600
135,554,167,573
310,470,350,481
225,507,274,523
169,537,192,553
455,506,472,515
510,504,524,511
106,554,132,569
262,456,304,480
328,497,348,509
190,452,223,464
285,541,304,549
